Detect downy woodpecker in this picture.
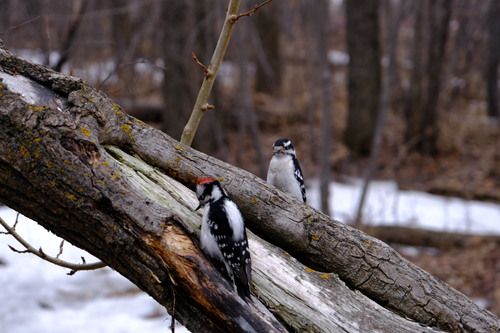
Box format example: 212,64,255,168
267,138,306,203
195,177,252,300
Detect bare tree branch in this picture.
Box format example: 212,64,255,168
191,52,209,76
180,0,241,146
232,0,275,21
180,0,275,146
56,239,64,259
0,16,41,36
52,0,87,72
0,215,106,274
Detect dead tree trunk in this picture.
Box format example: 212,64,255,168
486,0,500,118
420,0,452,156
344,0,382,155
0,41,499,333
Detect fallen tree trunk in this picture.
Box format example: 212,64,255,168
0,42,284,333
0,40,498,332
105,146,441,332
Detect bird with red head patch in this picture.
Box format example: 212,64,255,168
195,177,252,301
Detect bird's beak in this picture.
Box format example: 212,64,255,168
195,203,202,211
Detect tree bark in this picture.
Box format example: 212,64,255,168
345,0,381,155
420,0,452,155
404,0,452,155
486,0,500,118
355,0,404,226
404,0,427,144
0,41,284,333
316,0,332,215
1,41,499,333
161,0,194,141
254,1,280,96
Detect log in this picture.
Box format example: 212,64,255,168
0,42,285,333
1,40,499,332
108,146,443,332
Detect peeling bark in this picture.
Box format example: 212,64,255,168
1,40,499,332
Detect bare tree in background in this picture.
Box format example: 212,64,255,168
345,0,381,155
486,0,500,118
421,0,452,155
355,0,404,226
161,0,198,141
235,22,267,178
404,0,427,146
404,0,452,155
52,0,86,72
197,0,230,161
300,1,319,163
254,1,280,96
316,0,333,214
110,0,131,68
25,0,51,66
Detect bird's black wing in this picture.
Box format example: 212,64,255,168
293,157,307,203
208,198,252,300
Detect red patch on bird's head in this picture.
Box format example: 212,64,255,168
197,177,216,186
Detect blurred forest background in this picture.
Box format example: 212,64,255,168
1,0,500,318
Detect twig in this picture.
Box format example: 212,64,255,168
56,239,65,259
180,0,276,146
202,103,215,112
170,284,176,333
45,16,52,66
0,16,41,35
0,215,106,275
13,214,19,229
180,0,242,146
232,0,275,21
191,52,209,76
98,59,167,88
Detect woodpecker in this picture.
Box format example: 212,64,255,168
195,177,252,301
267,138,306,203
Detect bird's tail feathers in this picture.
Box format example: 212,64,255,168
234,277,252,301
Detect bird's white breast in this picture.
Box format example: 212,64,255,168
200,206,224,261
267,155,303,201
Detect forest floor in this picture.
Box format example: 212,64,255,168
325,151,500,317
395,240,500,317
329,152,500,317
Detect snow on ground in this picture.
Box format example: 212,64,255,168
308,178,500,236
0,208,189,333
2,178,500,332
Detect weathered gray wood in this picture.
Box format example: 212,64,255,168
118,117,497,331
1,40,499,332
105,146,443,332
249,233,447,333
104,133,466,333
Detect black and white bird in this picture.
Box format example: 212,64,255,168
195,177,252,301
267,138,306,203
